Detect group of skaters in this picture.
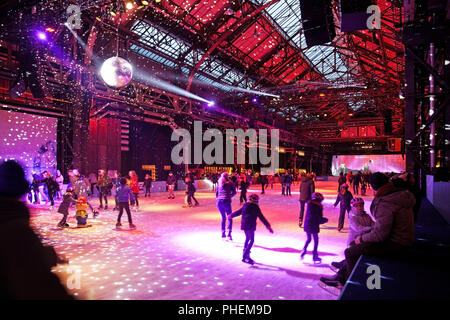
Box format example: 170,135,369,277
1,158,421,298
25,168,159,230
213,166,419,299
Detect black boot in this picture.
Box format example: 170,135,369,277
227,231,232,241
222,231,226,238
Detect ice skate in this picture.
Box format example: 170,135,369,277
116,222,122,229
313,255,322,264
93,210,99,218
330,261,343,273
129,223,136,230
318,280,342,296
242,257,254,265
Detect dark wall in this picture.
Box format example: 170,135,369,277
125,121,183,181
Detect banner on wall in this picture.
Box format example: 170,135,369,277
331,154,405,176
0,109,58,181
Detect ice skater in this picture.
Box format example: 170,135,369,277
166,172,176,199
300,192,327,263
56,187,80,228
115,177,136,230
75,196,91,228
228,194,273,265
333,184,353,232
144,173,152,197
129,170,140,211
239,175,248,204
184,178,199,207
97,169,112,210
216,172,236,240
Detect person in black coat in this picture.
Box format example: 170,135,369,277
144,173,152,197
260,174,268,194
338,172,346,193
228,194,273,265
57,187,80,228
184,178,199,207
301,192,327,263
239,175,249,204
334,184,353,232
0,160,73,299
353,172,361,195
37,172,59,206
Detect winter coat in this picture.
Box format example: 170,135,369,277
216,180,236,200
97,174,112,188
334,191,353,210
353,174,361,186
37,177,59,195
240,180,249,191
130,176,140,194
280,174,286,184
116,185,135,203
167,175,177,185
304,200,326,234
299,177,315,202
144,177,152,188
348,210,374,245
284,174,293,184
0,196,73,299
260,175,268,184
187,181,196,194
338,175,346,185
361,182,415,246
230,202,271,231
57,192,78,214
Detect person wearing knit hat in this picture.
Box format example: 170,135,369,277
56,187,80,228
228,194,273,265
0,160,73,299
300,192,327,263
320,172,415,291
333,183,353,232
369,172,389,191
329,196,376,272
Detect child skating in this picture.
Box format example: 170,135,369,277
333,184,353,232
116,178,136,230
75,196,92,228
57,187,80,228
228,194,274,265
300,192,327,263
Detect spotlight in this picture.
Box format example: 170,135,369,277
45,27,55,33
141,0,149,5
252,97,258,103
126,2,134,10
37,32,47,40
207,101,215,107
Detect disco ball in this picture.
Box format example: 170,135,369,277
99,56,133,88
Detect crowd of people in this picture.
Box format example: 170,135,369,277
0,158,421,298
